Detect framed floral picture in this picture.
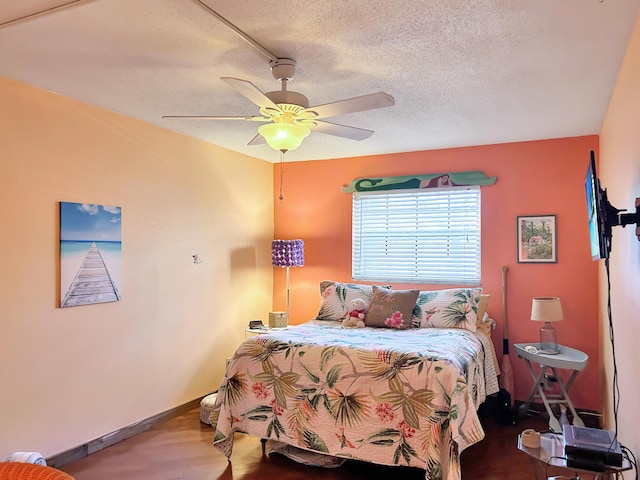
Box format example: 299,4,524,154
517,215,557,263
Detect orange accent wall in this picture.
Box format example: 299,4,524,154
274,136,600,411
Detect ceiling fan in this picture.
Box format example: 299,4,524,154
163,57,395,152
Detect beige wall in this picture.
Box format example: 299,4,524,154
599,11,640,471
0,76,274,459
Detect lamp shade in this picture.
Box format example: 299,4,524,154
271,239,304,267
258,122,310,152
530,297,563,322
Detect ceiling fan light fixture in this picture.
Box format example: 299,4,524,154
258,121,310,152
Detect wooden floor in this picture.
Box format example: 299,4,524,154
59,407,556,480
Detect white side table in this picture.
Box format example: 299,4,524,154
513,343,588,432
245,327,288,338
246,327,269,338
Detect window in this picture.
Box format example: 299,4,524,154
351,186,480,285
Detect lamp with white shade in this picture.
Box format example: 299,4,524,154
531,297,564,354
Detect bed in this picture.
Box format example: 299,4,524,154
210,284,499,480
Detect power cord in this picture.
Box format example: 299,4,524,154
621,445,638,480
605,258,638,480
605,258,620,435
544,455,576,480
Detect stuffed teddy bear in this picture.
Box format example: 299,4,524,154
343,298,367,328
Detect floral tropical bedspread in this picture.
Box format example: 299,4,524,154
210,321,498,480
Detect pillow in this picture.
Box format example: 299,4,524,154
413,287,482,331
365,285,419,329
315,281,377,321
476,294,490,327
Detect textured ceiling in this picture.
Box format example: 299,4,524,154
0,0,638,162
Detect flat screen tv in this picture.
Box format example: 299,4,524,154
585,150,640,260
585,151,611,260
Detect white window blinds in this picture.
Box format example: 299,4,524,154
352,186,481,285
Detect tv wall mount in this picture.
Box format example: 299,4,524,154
604,194,640,242
634,198,640,241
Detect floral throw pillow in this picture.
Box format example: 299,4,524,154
413,287,482,331
365,286,420,329
315,281,376,321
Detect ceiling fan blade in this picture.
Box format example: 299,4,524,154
247,134,266,146
305,92,394,119
312,120,374,141
162,115,269,121
221,77,282,112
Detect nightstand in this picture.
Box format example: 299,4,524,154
246,327,269,338
513,343,588,432
245,327,288,338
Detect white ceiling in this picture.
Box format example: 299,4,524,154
1,0,638,162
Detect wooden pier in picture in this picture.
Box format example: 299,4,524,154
61,242,120,307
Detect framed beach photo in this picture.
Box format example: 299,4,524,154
60,202,122,307
517,215,557,263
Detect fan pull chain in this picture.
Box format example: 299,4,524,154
279,149,286,202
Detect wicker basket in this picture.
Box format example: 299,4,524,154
268,311,288,328
200,393,218,425
0,462,74,480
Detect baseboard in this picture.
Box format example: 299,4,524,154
46,397,204,468
514,400,602,428
479,394,602,428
